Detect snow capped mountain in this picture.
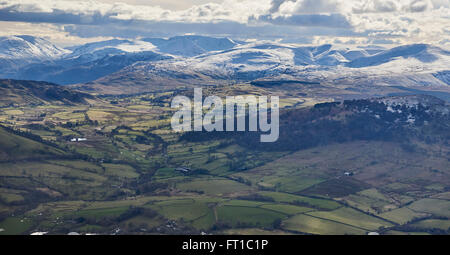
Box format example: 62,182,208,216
115,41,449,83
0,35,70,78
15,50,171,85
433,71,450,85
346,44,450,68
82,40,450,96
142,35,238,57
0,35,240,84
65,39,157,62
0,35,68,60
0,35,449,88
0,36,170,84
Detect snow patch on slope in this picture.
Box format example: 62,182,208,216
0,35,69,60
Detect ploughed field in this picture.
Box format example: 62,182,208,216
0,81,449,235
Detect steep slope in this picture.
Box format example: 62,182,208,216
346,44,450,68
142,35,238,57
433,70,450,85
0,36,69,78
16,51,171,85
65,39,157,61
0,79,96,106
1,35,449,88
0,125,66,162
182,95,450,152
0,35,68,60
0,36,172,85
81,42,450,94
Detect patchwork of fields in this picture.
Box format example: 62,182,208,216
0,84,449,235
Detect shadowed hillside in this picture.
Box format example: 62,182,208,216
0,125,66,162
0,79,96,106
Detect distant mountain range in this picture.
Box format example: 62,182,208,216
0,35,449,91
0,35,238,85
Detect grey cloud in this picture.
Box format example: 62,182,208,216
370,38,395,44
269,0,341,14
269,0,292,13
0,0,446,46
404,0,429,12
62,19,358,42
0,9,118,25
292,0,340,14
63,21,255,39
352,0,430,14
0,0,353,40
269,0,284,13
257,13,351,28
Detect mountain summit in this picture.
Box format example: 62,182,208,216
0,35,68,60
142,35,238,57
0,35,449,87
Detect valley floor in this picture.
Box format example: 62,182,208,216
0,84,449,235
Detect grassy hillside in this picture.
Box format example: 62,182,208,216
0,79,96,106
0,126,66,162
0,85,449,235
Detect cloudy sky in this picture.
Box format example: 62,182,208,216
0,0,449,46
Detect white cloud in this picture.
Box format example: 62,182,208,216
402,0,430,12
277,0,341,15
352,0,398,13
0,0,448,46
0,0,272,23
0,21,113,46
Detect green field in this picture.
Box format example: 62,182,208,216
217,205,286,228
282,214,367,235
0,127,66,161
378,207,428,225
258,191,341,210
307,207,393,230
176,178,254,196
408,199,450,218
147,199,212,222
0,82,449,235
0,217,33,235
74,206,130,220
103,163,140,179
408,219,450,231
260,204,313,215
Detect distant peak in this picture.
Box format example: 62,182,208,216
0,35,68,60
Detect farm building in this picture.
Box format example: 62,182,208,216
70,138,87,142
175,167,191,174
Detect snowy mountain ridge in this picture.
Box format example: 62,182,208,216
0,35,449,86
0,35,69,60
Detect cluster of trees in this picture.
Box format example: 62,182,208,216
1,124,57,147
23,123,63,136
179,98,449,153
110,125,168,156
70,206,159,228
134,181,168,195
